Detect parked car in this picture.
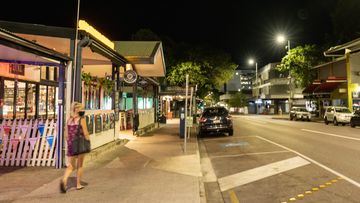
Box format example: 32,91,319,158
350,110,360,128
289,107,311,121
324,106,353,126
198,106,233,137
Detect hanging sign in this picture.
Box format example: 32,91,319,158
9,64,25,76
11,138,20,149
3,126,11,136
21,125,28,137
124,70,137,84
47,135,54,147
37,124,45,137
29,137,38,150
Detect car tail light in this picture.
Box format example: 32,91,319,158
199,117,207,123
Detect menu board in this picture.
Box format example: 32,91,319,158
86,115,94,135
95,115,102,133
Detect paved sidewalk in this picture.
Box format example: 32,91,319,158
0,119,203,203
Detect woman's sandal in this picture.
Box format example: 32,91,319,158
76,185,85,190
60,180,67,193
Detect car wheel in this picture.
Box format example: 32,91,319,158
351,122,355,128
342,123,345,126
289,116,293,121
307,119,311,122
294,116,297,121
228,130,233,136
324,117,328,125
334,118,338,126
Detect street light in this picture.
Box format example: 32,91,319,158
276,34,291,53
248,58,259,114
276,34,292,112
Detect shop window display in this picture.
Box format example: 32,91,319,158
48,86,56,119
3,80,15,119
15,82,26,119
39,85,47,118
26,83,36,119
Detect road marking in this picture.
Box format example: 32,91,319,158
301,129,360,141
229,190,240,203
218,156,310,191
256,136,360,188
210,150,290,159
202,136,256,142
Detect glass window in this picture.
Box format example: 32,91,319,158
48,67,55,81
41,67,47,80
3,80,15,119
39,85,47,118
15,82,26,119
48,86,56,119
27,83,36,119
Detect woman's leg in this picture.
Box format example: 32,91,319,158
62,156,76,187
76,154,85,188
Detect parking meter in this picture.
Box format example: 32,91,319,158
180,107,185,138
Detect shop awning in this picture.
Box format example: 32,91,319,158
0,28,71,66
302,80,321,94
114,41,166,77
313,78,346,94
324,37,360,56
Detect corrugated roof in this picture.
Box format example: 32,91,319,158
114,41,160,58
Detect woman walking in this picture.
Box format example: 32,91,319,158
60,102,90,193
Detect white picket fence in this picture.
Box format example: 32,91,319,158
0,119,57,167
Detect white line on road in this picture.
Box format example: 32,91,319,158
218,156,310,191
210,150,290,159
256,136,360,188
301,129,360,141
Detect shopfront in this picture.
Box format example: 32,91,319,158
0,65,59,120
0,28,71,168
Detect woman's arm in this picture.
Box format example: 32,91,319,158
80,118,90,140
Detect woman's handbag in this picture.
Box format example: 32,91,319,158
72,118,91,155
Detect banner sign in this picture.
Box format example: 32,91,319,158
47,135,54,147
37,124,45,137
29,137,37,150
21,125,28,137
9,64,25,76
11,138,20,150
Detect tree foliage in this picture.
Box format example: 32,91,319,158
276,45,325,88
227,92,247,108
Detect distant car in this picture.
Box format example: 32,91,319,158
350,110,360,128
198,107,233,137
324,106,353,126
290,107,311,121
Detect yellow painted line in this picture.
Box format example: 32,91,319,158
325,182,332,185
338,177,343,180
331,179,338,183
305,191,312,194
312,187,319,191
289,197,296,201
229,190,240,203
297,194,304,198
319,185,326,188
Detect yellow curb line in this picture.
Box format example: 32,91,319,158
229,190,240,203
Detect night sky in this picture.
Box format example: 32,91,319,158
0,0,337,68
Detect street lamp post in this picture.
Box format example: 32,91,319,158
276,34,292,112
249,59,259,114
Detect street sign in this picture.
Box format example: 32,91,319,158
124,70,137,84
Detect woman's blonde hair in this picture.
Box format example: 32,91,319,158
71,102,83,117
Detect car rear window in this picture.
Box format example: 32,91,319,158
335,108,351,113
203,108,228,117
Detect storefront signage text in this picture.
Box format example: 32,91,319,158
9,64,25,76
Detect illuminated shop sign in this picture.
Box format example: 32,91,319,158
78,20,115,50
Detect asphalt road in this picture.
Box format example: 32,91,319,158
199,115,360,203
